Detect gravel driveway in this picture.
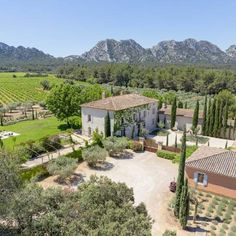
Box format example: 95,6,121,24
76,151,179,235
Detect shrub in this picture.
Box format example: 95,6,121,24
92,128,104,147
82,145,107,167
47,156,77,181
162,230,176,236
129,141,143,152
21,165,49,181
102,136,128,157
40,135,62,152
156,150,177,160
231,225,236,232
66,149,83,162
210,225,216,230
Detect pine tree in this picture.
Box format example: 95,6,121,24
104,112,111,137
192,100,199,131
174,127,186,217
213,100,220,137
171,97,177,129
202,95,207,135
206,99,211,136
179,178,189,229
223,102,229,139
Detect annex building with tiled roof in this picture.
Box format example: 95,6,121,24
81,94,158,138
186,146,236,199
158,105,204,132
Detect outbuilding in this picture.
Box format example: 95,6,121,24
186,146,236,199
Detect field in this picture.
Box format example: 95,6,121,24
0,117,68,149
0,72,62,105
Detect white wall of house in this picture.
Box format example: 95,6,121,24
82,102,157,138
82,107,114,136
159,113,203,132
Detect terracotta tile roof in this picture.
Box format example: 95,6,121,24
160,105,203,119
81,94,157,111
186,146,236,178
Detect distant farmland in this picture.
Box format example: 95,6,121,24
0,72,62,105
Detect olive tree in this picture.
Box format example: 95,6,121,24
102,137,128,157
82,145,107,167
47,156,77,182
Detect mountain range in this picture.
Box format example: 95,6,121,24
1,39,236,68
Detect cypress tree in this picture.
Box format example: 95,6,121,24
166,134,169,146
104,112,111,137
213,100,220,137
174,127,186,217
209,99,216,137
229,123,232,140
233,117,236,139
206,99,211,136
179,178,189,229
223,102,229,139
175,134,177,148
178,101,183,108
184,102,188,109
218,100,223,138
202,95,207,135
192,100,199,131
171,97,177,129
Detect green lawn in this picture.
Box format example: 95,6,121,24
0,117,68,149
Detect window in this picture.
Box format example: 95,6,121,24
152,119,155,125
152,108,155,115
194,172,208,186
197,173,204,183
144,110,146,118
88,114,91,122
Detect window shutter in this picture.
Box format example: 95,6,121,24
194,172,198,183
203,174,208,187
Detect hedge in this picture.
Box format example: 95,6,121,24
156,150,177,160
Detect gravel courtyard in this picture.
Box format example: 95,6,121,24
76,151,179,235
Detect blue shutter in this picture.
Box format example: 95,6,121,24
203,174,208,187
194,172,198,183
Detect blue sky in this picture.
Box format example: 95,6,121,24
1,0,236,57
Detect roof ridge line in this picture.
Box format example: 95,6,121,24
186,149,229,164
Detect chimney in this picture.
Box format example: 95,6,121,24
102,91,106,99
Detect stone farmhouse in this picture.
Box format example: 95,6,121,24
158,105,203,132
186,146,236,199
81,94,158,138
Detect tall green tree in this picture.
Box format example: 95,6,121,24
202,96,207,135
174,127,186,217
192,100,199,131
206,99,211,136
104,111,111,137
171,97,177,129
46,83,82,126
223,102,229,138
209,99,216,136
213,100,220,137
179,178,189,229
218,100,224,138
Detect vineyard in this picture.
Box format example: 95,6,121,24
0,72,62,105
